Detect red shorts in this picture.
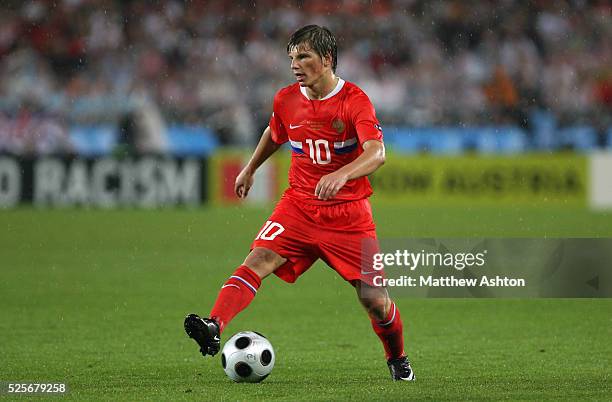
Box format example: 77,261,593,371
250,192,380,285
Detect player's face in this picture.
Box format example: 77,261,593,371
288,44,331,87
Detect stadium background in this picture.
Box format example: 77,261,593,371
1,0,611,400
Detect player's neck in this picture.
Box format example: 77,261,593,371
305,74,339,100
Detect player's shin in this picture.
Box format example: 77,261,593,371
370,301,405,360
210,265,262,333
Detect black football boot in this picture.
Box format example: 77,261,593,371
387,356,416,381
184,313,221,357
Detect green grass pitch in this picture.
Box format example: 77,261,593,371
1,204,611,400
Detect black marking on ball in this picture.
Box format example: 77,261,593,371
253,331,267,339
235,362,252,377
235,336,251,349
221,353,227,369
261,349,272,366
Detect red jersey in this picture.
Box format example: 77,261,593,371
268,79,383,204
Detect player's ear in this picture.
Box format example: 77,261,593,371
322,53,332,69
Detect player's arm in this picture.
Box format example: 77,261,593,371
235,126,282,198
315,139,385,200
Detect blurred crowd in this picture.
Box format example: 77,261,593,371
0,0,610,153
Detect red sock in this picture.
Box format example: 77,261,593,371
370,302,405,360
210,265,261,334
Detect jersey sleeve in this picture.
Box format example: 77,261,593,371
268,92,288,144
350,93,383,145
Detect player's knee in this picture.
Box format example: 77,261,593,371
243,247,286,279
360,297,387,321
357,284,389,321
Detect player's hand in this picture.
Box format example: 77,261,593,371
235,167,255,199
315,171,348,200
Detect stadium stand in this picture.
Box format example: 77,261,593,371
0,0,610,154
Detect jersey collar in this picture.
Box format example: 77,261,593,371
300,78,345,101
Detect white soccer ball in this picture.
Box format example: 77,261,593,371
221,331,275,383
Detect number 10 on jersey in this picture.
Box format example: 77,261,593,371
305,139,331,165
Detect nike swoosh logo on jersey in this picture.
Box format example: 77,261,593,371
289,124,303,129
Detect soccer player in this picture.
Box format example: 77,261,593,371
185,25,415,381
